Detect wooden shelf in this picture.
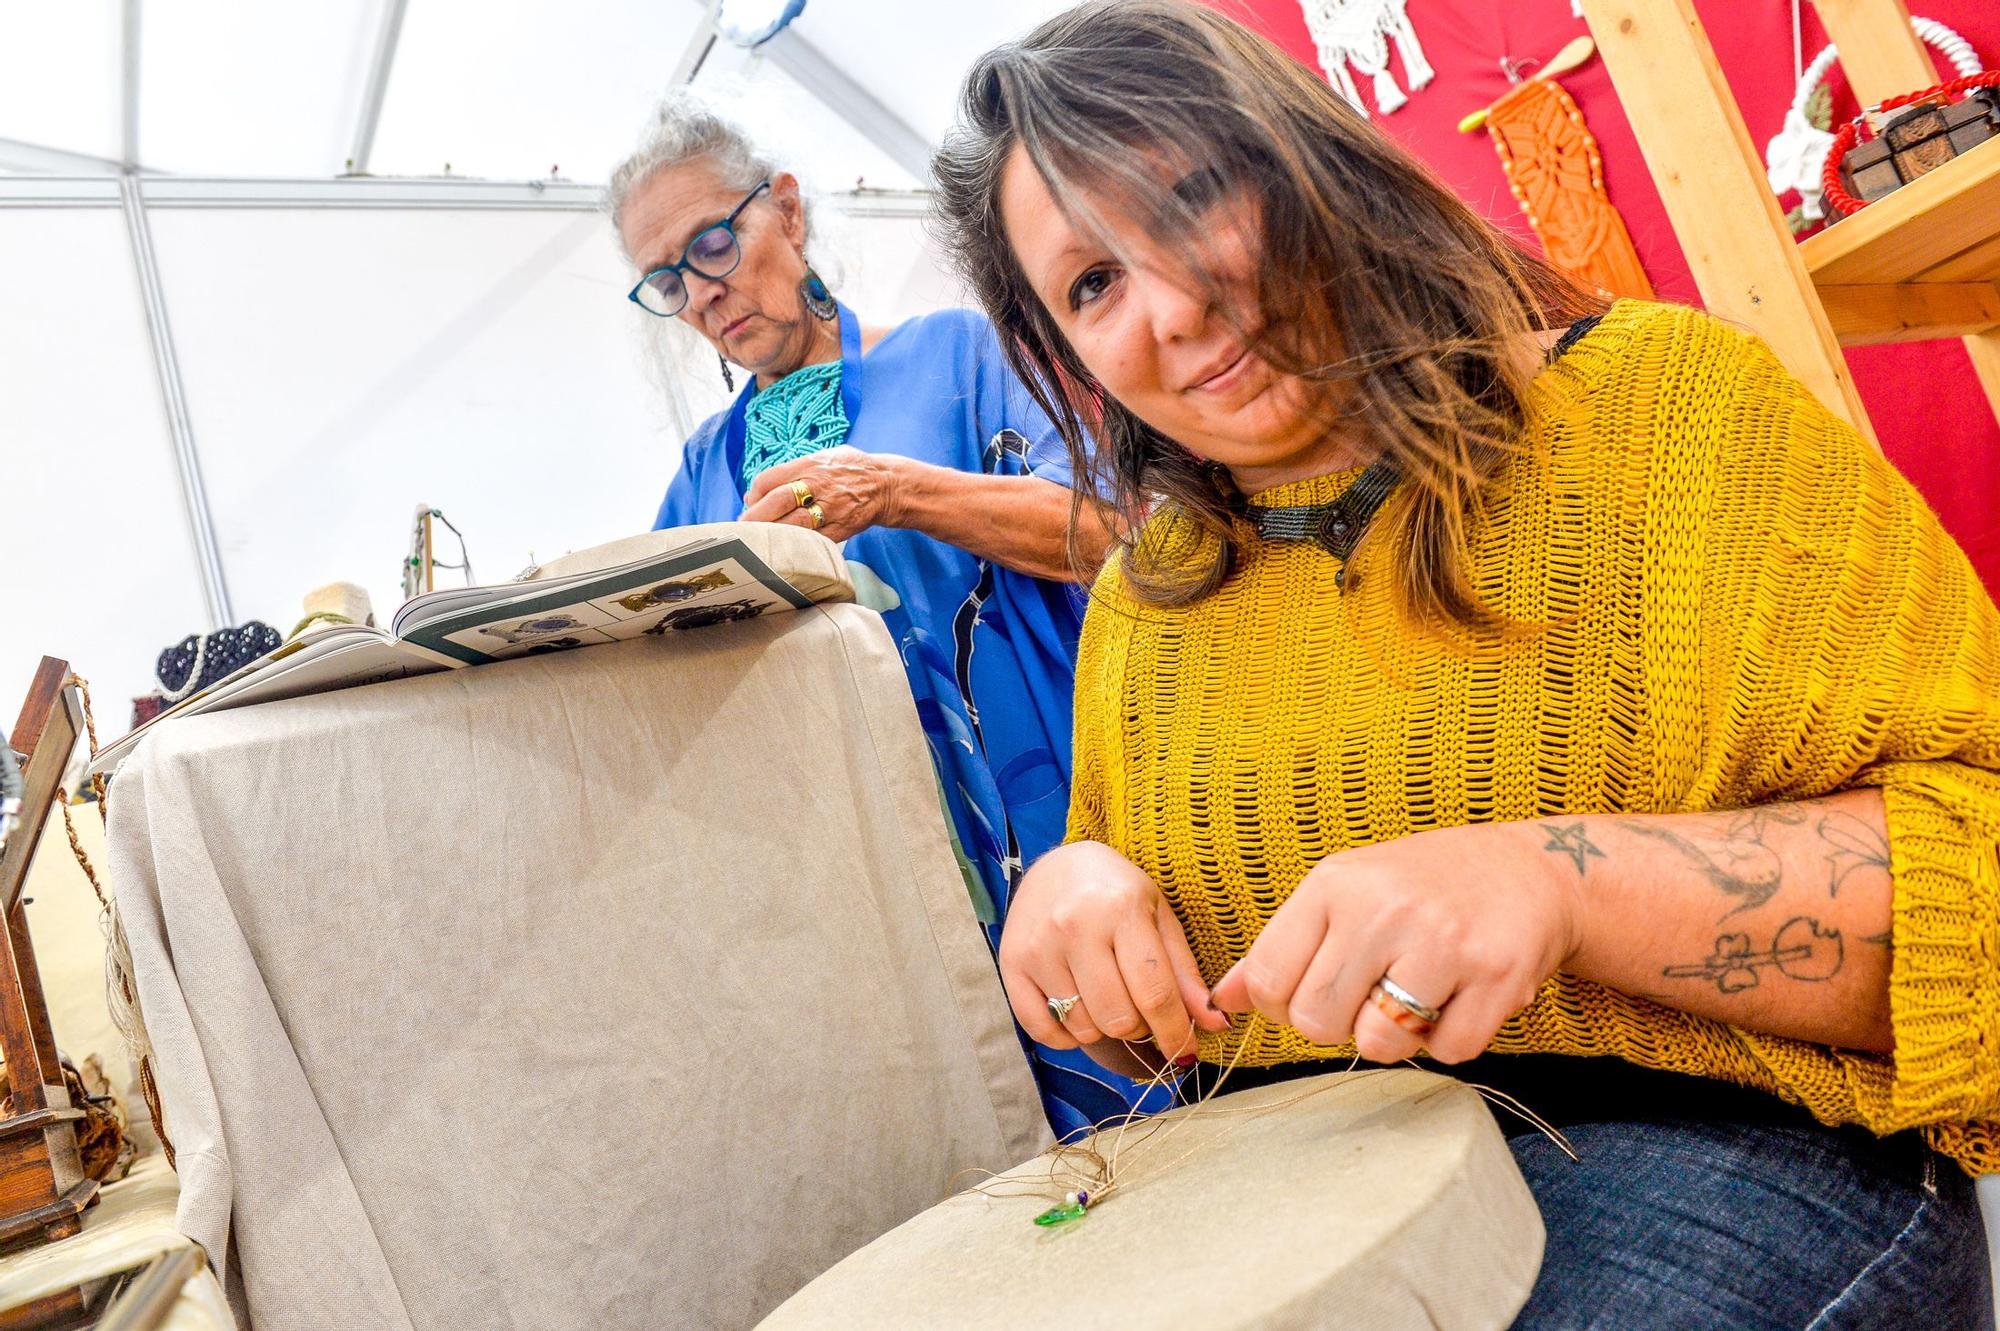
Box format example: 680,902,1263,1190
1803,135,2000,286
1800,135,2000,345
1818,281,2000,345
1585,0,2000,428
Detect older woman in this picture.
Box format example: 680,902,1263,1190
608,97,1151,1137
933,2,1998,1325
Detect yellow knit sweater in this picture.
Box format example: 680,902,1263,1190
1067,300,2000,1172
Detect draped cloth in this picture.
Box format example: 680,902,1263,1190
656,303,1163,1136
106,606,1051,1328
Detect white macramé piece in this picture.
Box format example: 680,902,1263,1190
1765,16,1981,224
1299,0,1435,118
1767,43,1844,223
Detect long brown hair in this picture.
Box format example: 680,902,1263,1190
931,0,1602,626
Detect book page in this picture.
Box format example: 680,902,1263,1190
398,537,813,667
390,529,719,637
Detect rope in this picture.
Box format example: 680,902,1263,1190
69,674,107,820
288,611,355,641
1822,71,2000,216
56,793,107,913
55,673,175,1168
1915,16,1983,81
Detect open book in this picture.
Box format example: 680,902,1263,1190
91,524,854,777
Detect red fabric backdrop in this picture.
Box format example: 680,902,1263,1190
1202,0,1999,590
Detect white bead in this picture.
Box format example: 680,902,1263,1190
1064,1191,1081,1207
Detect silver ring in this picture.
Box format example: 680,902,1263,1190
1375,975,1443,1026
1046,994,1081,1024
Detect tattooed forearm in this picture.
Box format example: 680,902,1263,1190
1818,811,1890,897
1662,916,1845,994
1619,811,1791,917
1540,822,1605,875
1615,802,1890,921
1568,791,1892,1051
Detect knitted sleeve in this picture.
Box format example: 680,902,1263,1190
1648,308,2000,1138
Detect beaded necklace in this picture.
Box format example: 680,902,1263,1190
1238,314,1604,584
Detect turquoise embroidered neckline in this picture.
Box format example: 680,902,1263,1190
741,359,849,490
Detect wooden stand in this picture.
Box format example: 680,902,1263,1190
1579,0,2000,445
0,660,99,1250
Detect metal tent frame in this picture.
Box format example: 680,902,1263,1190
1,0,935,632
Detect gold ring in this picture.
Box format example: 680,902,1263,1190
788,479,814,510
805,502,826,530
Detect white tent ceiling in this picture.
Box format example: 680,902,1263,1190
0,1,1076,726
0,1,1071,187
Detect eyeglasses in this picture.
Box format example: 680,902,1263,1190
627,180,772,318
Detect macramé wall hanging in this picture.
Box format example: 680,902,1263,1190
1299,0,1434,116
1461,37,1654,301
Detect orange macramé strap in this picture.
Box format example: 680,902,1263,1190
1485,78,1654,300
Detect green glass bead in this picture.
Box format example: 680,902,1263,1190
1033,1202,1087,1226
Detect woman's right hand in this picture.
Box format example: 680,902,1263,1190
998,840,1230,1066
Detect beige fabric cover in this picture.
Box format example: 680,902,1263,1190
762,1068,1544,1331
106,603,1050,1330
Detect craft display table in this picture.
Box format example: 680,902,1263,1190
104,606,1048,1329
761,1068,1543,1331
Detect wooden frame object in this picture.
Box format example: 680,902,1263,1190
0,660,98,1250
1578,0,2000,445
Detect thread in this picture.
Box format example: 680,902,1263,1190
957,1016,1577,1223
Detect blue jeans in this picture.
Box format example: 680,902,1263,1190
1512,1115,1991,1330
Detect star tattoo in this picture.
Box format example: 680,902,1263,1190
1542,822,1606,876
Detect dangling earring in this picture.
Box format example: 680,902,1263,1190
799,264,836,321
719,353,735,392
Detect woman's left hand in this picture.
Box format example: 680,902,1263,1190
1207,822,1587,1065
741,446,907,541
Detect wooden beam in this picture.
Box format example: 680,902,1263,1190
0,665,76,916
8,905,64,1091
1580,0,1876,441
5,661,67,766
1809,0,1939,107
1966,331,2000,427
1819,281,2000,345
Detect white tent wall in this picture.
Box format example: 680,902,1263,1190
148,205,669,660
1,194,958,726
1,0,1074,724
0,207,213,732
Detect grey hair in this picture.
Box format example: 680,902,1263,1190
607,90,795,261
